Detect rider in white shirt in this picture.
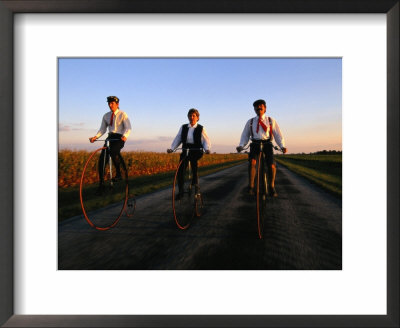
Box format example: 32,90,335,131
89,96,132,193
237,99,287,197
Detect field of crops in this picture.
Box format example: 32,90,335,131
58,150,247,221
58,150,247,188
275,154,342,197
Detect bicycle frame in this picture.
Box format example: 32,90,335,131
255,140,282,195
171,147,205,229
258,142,268,197
182,148,192,191
258,143,269,204
96,138,122,185
173,147,204,195
256,141,269,239
238,140,283,239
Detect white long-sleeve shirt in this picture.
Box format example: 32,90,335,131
95,109,132,140
239,114,286,149
171,123,211,151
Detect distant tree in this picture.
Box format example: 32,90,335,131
312,150,342,155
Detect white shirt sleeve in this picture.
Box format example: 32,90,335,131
238,118,252,147
122,112,132,139
201,127,211,151
271,118,286,149
95,113,108,139
171,125,183,150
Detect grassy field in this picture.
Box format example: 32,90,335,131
59,150,342,221
59,150,247,221
275,154,342,197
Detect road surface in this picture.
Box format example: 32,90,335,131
58,162,342,270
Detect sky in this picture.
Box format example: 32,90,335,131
58,58,341,154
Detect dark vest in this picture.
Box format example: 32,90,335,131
181,124,203,148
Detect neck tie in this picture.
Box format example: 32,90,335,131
256,117,268,133
109,112,114,126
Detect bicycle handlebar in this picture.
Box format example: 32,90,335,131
273,145,285,153
236,145,250,153
172,147,205,152
93,138,122,141
237,143,284,153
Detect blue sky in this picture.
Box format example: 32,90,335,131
58,58,342,154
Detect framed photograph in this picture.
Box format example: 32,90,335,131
1,1,398,327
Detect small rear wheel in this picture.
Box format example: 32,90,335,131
194,193,203,217
125,195,136,217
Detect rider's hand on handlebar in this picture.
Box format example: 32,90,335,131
167,149,173,153
236,146,244,153
205,149,211,154
282,147,287,154
89,136,97,143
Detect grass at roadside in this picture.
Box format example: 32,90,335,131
275,154,342,197
58,159,246,222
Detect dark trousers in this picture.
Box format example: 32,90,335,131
178,148,203,191
249,140,274,165
98,133,125,184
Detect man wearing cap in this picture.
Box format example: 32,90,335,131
236,99,287,197
167,108,211,198
89,96,132,192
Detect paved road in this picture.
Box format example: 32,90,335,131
58,163,342,270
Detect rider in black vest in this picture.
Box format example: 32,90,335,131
180,122,204,187
168,108,211,199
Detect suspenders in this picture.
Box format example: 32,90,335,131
250,116,273,141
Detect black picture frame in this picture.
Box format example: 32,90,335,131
1,1,398,327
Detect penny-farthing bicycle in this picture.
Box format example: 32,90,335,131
239,141,283,239
171,147,204,230
79,138,135,230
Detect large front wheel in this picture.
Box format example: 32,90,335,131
256,152,268,239
79,147,129,230
172,159,196,229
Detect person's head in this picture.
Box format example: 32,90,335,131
107,96,119,112
253,99,266,117
187,108,200,126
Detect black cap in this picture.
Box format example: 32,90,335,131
253,99,266,107
107,96,119,103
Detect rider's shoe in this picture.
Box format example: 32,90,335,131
248,186,255,196
269,187,278,197
175,192,183,201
